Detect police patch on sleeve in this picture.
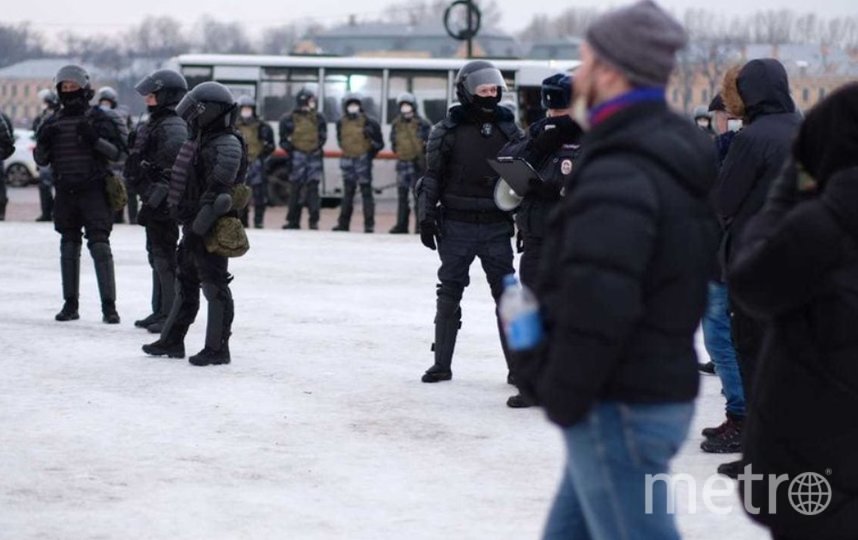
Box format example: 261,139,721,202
560,159,573,176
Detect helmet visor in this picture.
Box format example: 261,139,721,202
135,75,162,96
463,67,507,94
176,93,201,121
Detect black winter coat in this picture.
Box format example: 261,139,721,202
716,59,801,266
533,101,719,427
729,165,858,538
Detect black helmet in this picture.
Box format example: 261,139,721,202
237,95,256,108
95,86,118,108
176,81,236,131
135,69,188,107
396,92,418,109
455,60,506,107
38,88,59,108
296,88,316,108
54,65,91,91
342,92,363,112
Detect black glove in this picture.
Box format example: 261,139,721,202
76,120,99,146
37,121,60,145
420,219,439,251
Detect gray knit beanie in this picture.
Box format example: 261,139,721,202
585,0,688,87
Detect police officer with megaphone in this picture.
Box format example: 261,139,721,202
497,73,582,408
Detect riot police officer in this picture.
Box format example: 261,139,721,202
95,86,134,224
34,65,125,323
280,88,327,230
143,82,247,366
497,73,582,407
33,89,60,222
389,92,431,234
235,95,275,228
416,60,524,383
333,93,384,233
125,69,189,334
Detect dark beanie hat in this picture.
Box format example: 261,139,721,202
794,82,858,185
586,0,688,87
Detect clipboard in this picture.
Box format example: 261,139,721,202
487,156,544,197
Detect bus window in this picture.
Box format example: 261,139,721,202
182,66,213,89
323,70,384,123
259,67,319,122
386,71,449,125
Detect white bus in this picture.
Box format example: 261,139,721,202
172,54,579,202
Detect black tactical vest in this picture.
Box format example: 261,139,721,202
52,113,97,188
443,120,511,201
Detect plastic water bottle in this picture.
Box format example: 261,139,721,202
499,274,544,351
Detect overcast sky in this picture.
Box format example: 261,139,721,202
7,0,858,37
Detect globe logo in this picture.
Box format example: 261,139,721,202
788,472,832,516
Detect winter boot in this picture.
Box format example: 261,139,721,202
422,298,460,383
189,345,231,366
191,283,234,367
701,413,744,438
506,393,535,409
701,415,744,454
142,339,185,358
698,361,716,375
717,459,743,479
55,242,81,321
135,270,162,328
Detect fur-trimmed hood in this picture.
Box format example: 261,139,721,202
722,59,795,123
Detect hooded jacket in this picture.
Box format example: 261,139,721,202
729,84,858,538
533,100,719,427
716,59,801,265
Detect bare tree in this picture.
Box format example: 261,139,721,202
261,25,300,55
0,23,45,68
193,16,255,54
125,16,190,59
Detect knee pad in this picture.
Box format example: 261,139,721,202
88,241,112,261
60,240,82,259
60,231,83,245
435,294,461,320
87,231,110,246
202,282,230,302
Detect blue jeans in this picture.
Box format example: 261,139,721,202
543,401,693,540
702,281,746,417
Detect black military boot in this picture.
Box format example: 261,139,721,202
36,184,54,221
142,339,185,358
361,184,375,233
148,259,175,334
189,345,231,366
55,242,81,321
135,271,162,328
254,205,265,229
701,415,744,454
90,242,120,324
190,284,233,367
422,298,461,383
506,393,535,408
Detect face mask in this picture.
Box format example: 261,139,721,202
727,119,743,132
472,94,500,112
400,104,414,116
240,107,253,119
697,119,710,128
306,99,316,110
346,104,360,115
59,89,89,112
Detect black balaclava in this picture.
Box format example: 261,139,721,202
59,88,90,114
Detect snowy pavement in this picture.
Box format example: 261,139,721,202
0,223,767,539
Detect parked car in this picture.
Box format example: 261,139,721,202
4,129,37,187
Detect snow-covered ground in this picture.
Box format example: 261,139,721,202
0,223,767,539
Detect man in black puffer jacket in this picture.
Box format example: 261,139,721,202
520,2,719,537
729,83,858,540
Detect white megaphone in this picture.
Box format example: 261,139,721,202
494,178,523,211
